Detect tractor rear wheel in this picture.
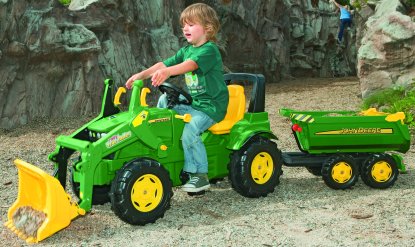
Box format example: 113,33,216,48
360,154,398,189
110,158,173,225
228,137,282,198
322,154,358,189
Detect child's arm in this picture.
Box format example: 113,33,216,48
125,62,166,89
151,60,198,86
331,0,341,9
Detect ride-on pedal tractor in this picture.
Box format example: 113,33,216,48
5,73,282,243
280,108,410,190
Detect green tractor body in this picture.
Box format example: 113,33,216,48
6,73,282,243
48,75,276,212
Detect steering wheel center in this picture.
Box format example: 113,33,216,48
159,83,193,108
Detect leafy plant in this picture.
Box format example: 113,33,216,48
350,0,367,10
362,82,415,129
407,0,415,7
59,0,71,6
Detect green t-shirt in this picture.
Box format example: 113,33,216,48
163,41,228,123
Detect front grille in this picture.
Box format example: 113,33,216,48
85,129,107,142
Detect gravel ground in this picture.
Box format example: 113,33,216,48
1,77,415,246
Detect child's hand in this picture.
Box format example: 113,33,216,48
125,73,141,89
151,68,171,87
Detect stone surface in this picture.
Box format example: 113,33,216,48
357,0,415,98
0,0,359,128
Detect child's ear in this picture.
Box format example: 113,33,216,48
205,25,213,33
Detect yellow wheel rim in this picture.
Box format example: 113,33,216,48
331,162,352,183
371,161,392,182
251,152,274,184
131,174,163,213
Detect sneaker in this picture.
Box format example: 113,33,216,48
182,173,210,193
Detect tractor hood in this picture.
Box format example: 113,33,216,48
87,112,131,133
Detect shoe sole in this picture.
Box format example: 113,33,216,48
182,184,210,193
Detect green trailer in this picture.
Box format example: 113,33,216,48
280,108,411,190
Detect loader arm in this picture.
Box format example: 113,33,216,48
5,79,145,243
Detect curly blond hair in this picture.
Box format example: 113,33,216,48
180,3,220,42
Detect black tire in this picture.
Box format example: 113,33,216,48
70,168,110,205
360,153,398,189
228,137,282,198
109,158,173,225
322,154,358,190
306,167,322,176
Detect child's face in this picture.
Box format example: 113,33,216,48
182,21,208,47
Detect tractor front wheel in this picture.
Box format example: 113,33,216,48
322,154,358,190
360,153,398,189
110,158,173,225
228,137,282,198
70,169,110,205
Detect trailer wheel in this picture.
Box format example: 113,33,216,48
322,155,358,190
361,154,398,189
228,137,282,198
110,158,173,225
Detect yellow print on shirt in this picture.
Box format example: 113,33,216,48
185,71,199,87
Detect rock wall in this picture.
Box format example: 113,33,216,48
357,0,415,97
208,0,357,79
0,0,356,129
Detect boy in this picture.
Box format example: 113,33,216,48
125,3,229,193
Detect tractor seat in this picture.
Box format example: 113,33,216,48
209,85,246,134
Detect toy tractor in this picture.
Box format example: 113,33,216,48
5,73,283,243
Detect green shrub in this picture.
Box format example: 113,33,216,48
362,83,415,129
350,0,367,10
59,0,71,6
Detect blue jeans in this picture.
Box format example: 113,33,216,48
157,94,215,174
338,18,352,42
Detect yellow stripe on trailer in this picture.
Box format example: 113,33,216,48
291,113,315,123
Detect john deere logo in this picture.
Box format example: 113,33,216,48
148,117,170,123
132,110,148,127
316,128,393,135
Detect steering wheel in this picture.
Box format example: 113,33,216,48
159,82,193,109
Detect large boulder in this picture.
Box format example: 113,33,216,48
357,0,415,98
216,0,357,79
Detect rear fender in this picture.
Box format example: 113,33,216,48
391,154,407,173
226,112,277,150
227,130,277,150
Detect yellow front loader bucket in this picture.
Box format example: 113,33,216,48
4,159,85,243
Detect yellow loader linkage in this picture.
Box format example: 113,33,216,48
4,159,85,243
